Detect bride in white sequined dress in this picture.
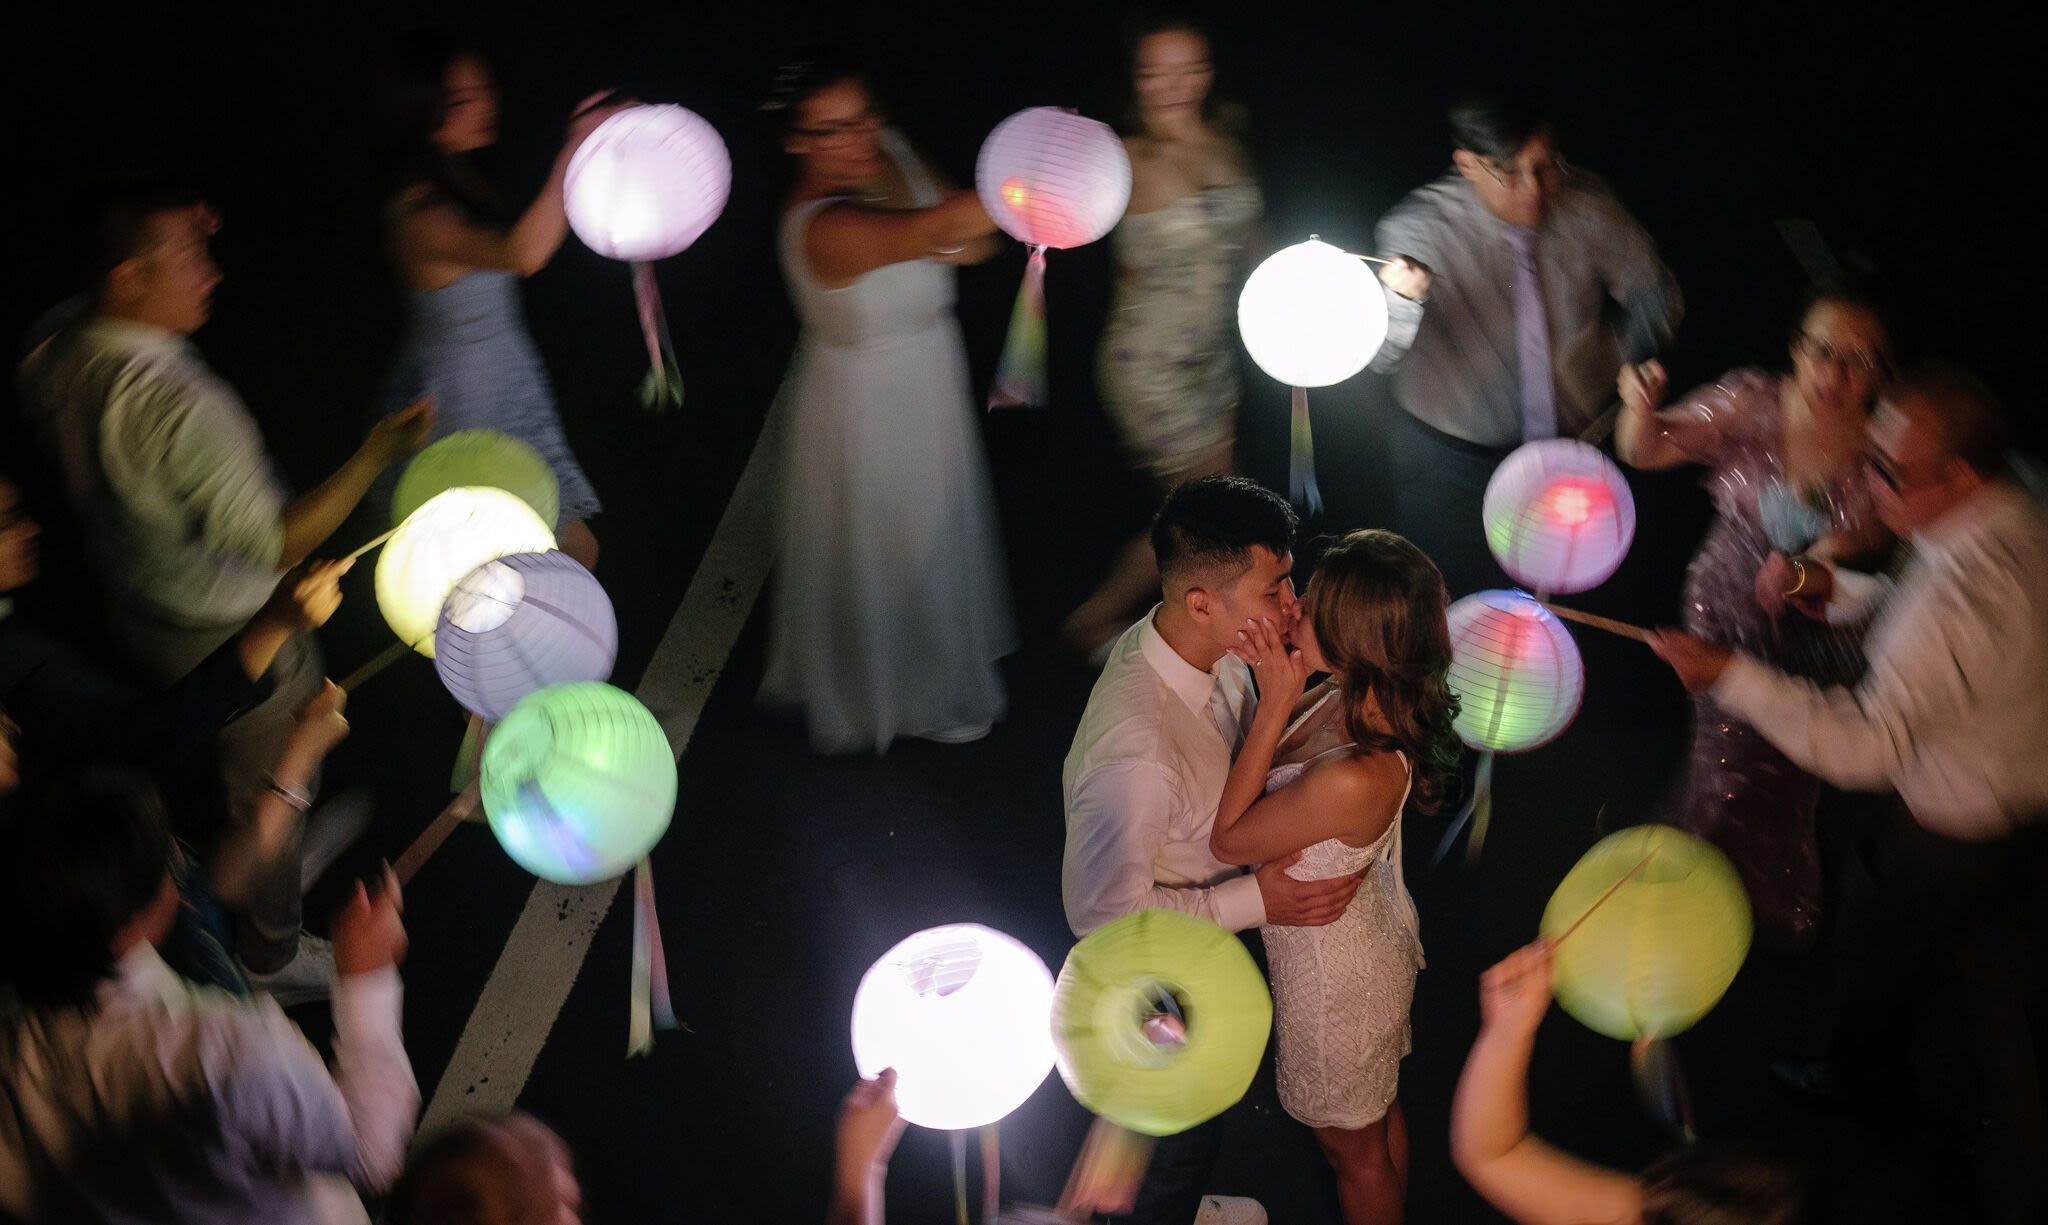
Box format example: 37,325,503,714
1210,530,1463,1225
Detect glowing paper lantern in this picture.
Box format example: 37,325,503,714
1483,439,1637,594
1236,238,1390,511
1446,590,1583,752
434,551,618,721
563,103,732,408
1540,825,1752,1040
391,429,559,530
480,681,676,886
375,487,555,657
850,924,1057,1131
975,107,1132,407
1052,909,1272,1137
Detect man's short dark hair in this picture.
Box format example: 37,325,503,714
0,768,173,1008
1152,475,1297,588
77,177,206,293
1891,361,2012,478
1449,90,1552,162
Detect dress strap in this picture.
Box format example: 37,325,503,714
1278,686,1343,752
1386,752,1423,957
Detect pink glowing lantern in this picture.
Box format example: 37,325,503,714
1446,589,1584,753
976,106,1132,407
1483,440,1636,594
563,103,732,409
434,551,619,722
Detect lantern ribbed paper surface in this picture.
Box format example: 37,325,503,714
1052,909,1272,1137
975,107,1131,250
1483,440,1637,594
376,487,556,657
391,429,559,531
850,924,1056,1131
480,682,676,886
1540,825,1752,1040
1446,590,1583,752
434,551,618,721
1237,238,1389,389
564,104,731,263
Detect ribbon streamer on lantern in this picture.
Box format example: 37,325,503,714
989,245,1049,409
1289,386,1323,515
632,262,684,411
628,855,678,1056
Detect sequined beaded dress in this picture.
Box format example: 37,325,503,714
1096,183,1262,477
1259,695,1423,1130
1658,368,1884,942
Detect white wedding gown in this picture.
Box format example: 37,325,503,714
759,130,1015,752
1260,694,1425,1129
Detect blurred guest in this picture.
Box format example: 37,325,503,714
1615,290,1894,946
0,769,418,1223
757,55,1014,752
1210,530,1461,1224
1452,941,1809,1225
1371,91,1681,597
15,181,431,994
379,34,627,570
1064,17,1263,661
388,1112,582,1225
1653,367,2048,1224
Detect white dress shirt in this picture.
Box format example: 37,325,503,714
0,944,419,1224
1714,480,2048,840
1062,607,1266,936
17,317,287,679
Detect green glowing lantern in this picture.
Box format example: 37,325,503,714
1052,909,1272,1137
375,486,555,656
1540,824,1752,1041
391,429,560,531
480,682,676,886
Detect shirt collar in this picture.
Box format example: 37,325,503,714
1137,606,1241,716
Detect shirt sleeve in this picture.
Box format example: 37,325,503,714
1653,372,1768,467
1064,761,1266,937
129,375,286,572
1710,574,1994,791
214,968,418,1192
1822,568,1891,627
1589,188,1682,355
1368,196,1441,374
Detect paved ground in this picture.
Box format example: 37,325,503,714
8,4,2038,1221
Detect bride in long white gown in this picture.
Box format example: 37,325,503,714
1210,529,1463,1225
758,63,1016,753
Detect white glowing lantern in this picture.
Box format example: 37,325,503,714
849,924,1057,1131
564,104,731,262
975,107,1131,251
562,103,731,409
974,106,1132,408
375,487,556,657
1238,237,1388,388
1236,237,1389,509
1484,440,1637,594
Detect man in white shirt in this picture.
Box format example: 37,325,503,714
1063,475,1363,1225
16,183,432,994
1653,368,2047,1225
0,768,419,1224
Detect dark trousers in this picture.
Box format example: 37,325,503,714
1101,1117,1223,1225
1385,409,1517,601
1832,810,2047,1225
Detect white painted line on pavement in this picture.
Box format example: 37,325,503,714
418,406,784,1134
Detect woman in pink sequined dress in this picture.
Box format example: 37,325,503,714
1616,292,1893,947
1211,530,1462,1225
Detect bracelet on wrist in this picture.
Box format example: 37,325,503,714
265,775,313,813
1783,557,1810,597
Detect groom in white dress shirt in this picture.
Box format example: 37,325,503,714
1063,475,1363,1225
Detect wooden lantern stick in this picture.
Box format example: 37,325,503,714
1538,600,1656,644
1552,849,1658,946
342,526,399,563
